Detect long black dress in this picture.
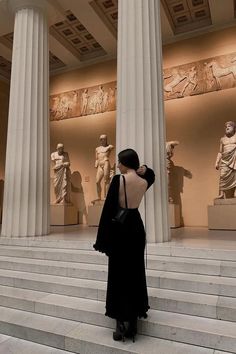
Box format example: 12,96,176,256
93,168,155,321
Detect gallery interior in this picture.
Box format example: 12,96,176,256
0,0,236,353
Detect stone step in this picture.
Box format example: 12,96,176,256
0,255,108,281
0,282,235,323
0,267,236,301
0,307,221,354
0,236,94,250
0,333,72,354
0,245,107,265
148,244,236,261
0,246,236,278
1,237,236,262
1,254,236,280
0,305,235,353
148,255,236,277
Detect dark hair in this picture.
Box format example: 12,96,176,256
118,149,140,170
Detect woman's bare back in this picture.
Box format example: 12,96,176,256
119,171,148,209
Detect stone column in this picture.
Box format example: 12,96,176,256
116,0,170,242
1,0,50,237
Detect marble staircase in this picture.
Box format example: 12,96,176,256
0,238,235,353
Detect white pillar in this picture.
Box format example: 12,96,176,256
117,0,170,243
1,0,50,237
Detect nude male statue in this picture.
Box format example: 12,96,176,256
215,121,236,199
51,143,71,204
95,134,114,200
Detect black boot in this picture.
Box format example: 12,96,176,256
113,320,126,341
125,317,137,342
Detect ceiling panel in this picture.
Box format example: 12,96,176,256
161,0,212,34
90,0,118,36
50,9,107,61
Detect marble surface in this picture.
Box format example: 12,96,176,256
1,225,236,250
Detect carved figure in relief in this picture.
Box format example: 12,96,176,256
215,121,236,199
58,95,70,119
166,141,179,203
81,89,89,115
164,69,187,96
102,91,109,112
51,143,71,204
94,85,104,113
88,85,104,114
95,134,114,200
180,66,198,96
207,60,236,90
108,87,116,109
203,63,215,90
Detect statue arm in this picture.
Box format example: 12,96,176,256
63,153,70,167
51,152,55,161
95,149,98,168
215,140,223,169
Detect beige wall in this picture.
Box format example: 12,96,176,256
0,81,9,215
163,26,236,226
50,60,117,223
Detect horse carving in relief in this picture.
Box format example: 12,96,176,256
206,60,236,90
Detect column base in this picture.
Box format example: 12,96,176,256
88,201,104,226
208,201,236,230
50,204,78,226
169,203,181,228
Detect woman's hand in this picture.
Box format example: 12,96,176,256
136,165,147,176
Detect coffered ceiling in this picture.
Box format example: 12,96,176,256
0,0,235,82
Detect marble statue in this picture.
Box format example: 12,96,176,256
95,134,114,200
215,121,236,199
51,143,71,204
166,141,179,203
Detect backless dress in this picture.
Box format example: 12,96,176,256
93,168,155,321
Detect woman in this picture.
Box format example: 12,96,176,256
93,148,155,342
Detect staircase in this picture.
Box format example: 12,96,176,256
0,237,235,353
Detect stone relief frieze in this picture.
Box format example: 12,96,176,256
50,81,116,121
163,52,236,100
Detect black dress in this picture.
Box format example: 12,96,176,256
93,168,155,321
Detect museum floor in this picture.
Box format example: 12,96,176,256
40,224,236,250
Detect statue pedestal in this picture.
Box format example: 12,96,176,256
88,200,104,226
208,198,236,230
169,203,181,228
50,204,78,226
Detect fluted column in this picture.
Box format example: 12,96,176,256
117,0,170,242
1,0,49,237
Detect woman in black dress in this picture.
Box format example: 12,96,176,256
93,149,155,342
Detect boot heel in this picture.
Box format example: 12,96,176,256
125,317,137,341
113,321,126,342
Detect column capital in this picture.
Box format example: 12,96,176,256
8,0,48,13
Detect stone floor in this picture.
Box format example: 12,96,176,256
41,224,236,250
